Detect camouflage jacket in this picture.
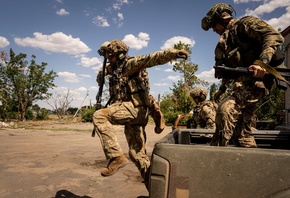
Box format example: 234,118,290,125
97,48,181,106
215,16,284,93
193,100,217,129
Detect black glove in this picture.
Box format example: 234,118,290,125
176,49,188,60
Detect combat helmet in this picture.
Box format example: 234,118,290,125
190,87,208,102
98,40,129,60
201,3,234,31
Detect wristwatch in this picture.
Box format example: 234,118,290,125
261,58,269,64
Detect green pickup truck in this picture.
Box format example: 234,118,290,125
148,128,290,198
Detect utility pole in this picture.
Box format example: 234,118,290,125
74,90,89,117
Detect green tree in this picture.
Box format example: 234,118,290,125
255,84,285,123
67,107,78,115
0,49,57,121
209,83,219,101
160,41,209,124
172,41,208,88
0,51,14,121
170,42,209,114
32,104,41,114
170,81,193,114
36,108,49,120
160,93,182,125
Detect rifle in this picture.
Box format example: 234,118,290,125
91,57,107,137
96,59,106,110
213,65,290,90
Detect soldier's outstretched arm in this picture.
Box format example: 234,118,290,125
123,48,188,76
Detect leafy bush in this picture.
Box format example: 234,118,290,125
81,108,95,122
36,108,49,120
163,111,182,126
25,109,34,120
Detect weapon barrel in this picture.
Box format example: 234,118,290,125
214,65,248,73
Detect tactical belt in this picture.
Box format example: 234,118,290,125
254,60,290,87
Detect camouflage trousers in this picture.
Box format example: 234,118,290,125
93,101,150,177
211,79,269,147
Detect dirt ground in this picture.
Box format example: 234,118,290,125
0,120,172,198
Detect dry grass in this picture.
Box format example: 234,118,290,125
7,115,91,132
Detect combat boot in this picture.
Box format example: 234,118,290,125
238,135,257,148
101,155,129,176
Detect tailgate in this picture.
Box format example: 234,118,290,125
149,129,290,198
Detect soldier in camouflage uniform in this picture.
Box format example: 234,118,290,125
93,40,188,188
190,87,217,129
97,65,165,134
201,3,284,147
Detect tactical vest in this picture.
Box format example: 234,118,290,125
193,100,217,129
225,16,284,68
225,17,261,68
108,59,150,107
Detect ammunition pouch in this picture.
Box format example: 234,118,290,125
127,77,150,107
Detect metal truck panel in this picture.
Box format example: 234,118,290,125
149,129,290,198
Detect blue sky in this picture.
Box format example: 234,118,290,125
0,0,289,109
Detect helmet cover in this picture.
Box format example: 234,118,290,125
98,40,128,59
201,3,233,31
190,87,208,101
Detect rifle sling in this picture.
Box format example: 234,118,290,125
254,60,290,87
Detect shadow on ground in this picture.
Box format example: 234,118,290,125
54,189,92,198
54,189,149,198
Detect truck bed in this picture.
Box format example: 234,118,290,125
149,128,290,198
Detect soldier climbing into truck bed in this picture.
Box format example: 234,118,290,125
190,87,217,129
201,3,285,147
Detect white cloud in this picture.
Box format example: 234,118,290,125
93,15,110,27
76,87,88,92
79,74,91,78
161,36,195,50
244,0,290,16
14,32,91,55
266,5,290,30
234,0,262,3
167,75,180,81
113,0,129,10
164,68,173,72
243,0,290,30
118,12,124,20
71,87,89,102
56,8,69,16
52,86,91,106
83,9,92,17
90,85,98,92
123,32,150,50
154,82,168,86
0,36,10,48
117,12,124,27
80,56,102,67
196,69,219,83
113,12,124,27
57,71,80,83
51,86,69,94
